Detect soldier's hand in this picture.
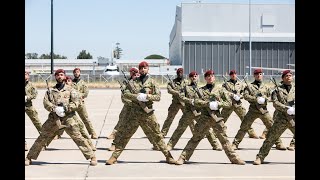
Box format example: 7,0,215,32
287,107,295,115
233,94,241,101
137,93,148,102
209,101,219,110
54,106,66,117
257,97,265,104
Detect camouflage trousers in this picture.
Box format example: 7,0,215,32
46,115,95,149
220,105,257,136
256,117,295,160
110,109,172,159
25,105,42,134
232,109,283,147
26,113,95,160
179,114,241,162
167,109,220,149
161,101,184,137
76,102,96,135
111,105,160,149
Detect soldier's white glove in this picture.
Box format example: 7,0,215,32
287,107,295,115
257,97,265,104
209,101,219,110
25,96,27,102
137,93,148,102
54,106,65,117
233,94,241,101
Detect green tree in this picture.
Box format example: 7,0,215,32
25,53,38,59
145,54,166,59
77,50,93,59
39,53,67,59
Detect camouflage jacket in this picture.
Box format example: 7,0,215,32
179,82,201,112
43,83,80,116
194,83,232,116
167,77,189,103
123,74,161,109
25,81,37,107
120,79,134,107
271,82,295,119
243,81,271,112
72,78,89,100
222,79,246,107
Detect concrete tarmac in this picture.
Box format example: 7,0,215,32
25,89,295,180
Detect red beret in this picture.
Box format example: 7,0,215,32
176,68,183,74
204,70,214,77
73,68,81,73
282,70,292,78
229,70,236,75
253,69,262,74
129,67,139,73
138,61,149,69
55,69,66,75
65,76,73,81
189,71,198,77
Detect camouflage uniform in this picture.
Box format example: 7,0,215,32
167,82,221,150
25,80,42,134
161,77,189,137
177,83,245,164
107,74,175,163
73,78,97,137
109,88,160,150
232,80,284,149
26,84,95,162
255,83,295,163
221,79,258,137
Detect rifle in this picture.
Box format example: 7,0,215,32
45,80,67,129
121,70,154,114
270,77,295,127
192,82,224,123
222,75,241,108
117,80,125,94
166,74,185,106
243,77,268,114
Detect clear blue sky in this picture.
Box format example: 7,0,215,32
25,0,294,60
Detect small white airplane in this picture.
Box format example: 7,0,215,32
246,64,295,73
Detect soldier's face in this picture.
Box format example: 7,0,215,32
55,73,66,83
190,75,198,83
230,73,237,80
25,73,29,81
177,71,183,78
66,79,73,85
73,70,81,78
139,66,148,75
254,73,263,81
205,74,215,84
282,73,293,84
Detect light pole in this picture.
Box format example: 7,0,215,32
249,0,252,75
50,0,54,74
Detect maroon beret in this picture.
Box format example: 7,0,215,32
65,76,73,81
55,69,66,75
176,68,183,74
282,70,292,78
138,61,149,69
73,68,81,73
129,67,139,74
253,69,262,74
229,70,236,75
189,71,198,77
204,70,214,77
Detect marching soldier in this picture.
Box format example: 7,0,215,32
166,71,222,151
231,69,286,150
175,70,245,165
107,67,160,151
25,70,42,151
221,70,259,138
253,70,295,165
160,68,189,137
105,61,176,165
73,68,98,139
25,69,97,166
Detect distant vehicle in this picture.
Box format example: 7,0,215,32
103,65,120,75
